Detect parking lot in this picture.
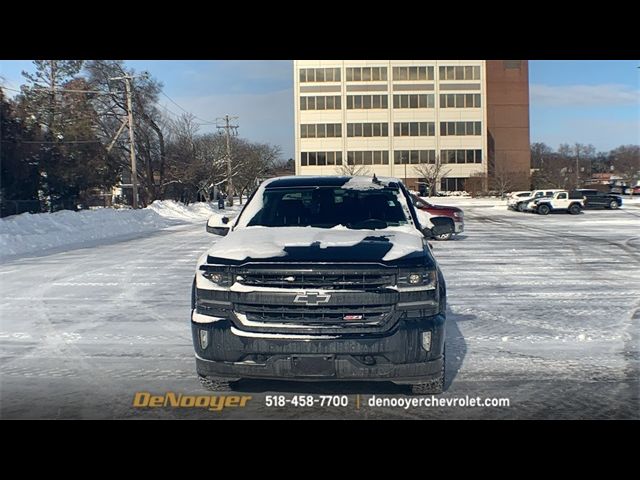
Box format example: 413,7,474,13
1,199,638,419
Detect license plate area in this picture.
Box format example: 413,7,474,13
291,355,336,377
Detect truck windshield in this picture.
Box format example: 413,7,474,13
243,187,410,229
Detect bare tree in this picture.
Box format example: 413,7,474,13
413,155,450,196
85,60,166,206
530,142,554,170
491,167,529,197
337,163,370,176
610,145,640,185
233,141,281,204
465,173,486,197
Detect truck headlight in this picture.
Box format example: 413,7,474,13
397,269,436,290
200,268,233,287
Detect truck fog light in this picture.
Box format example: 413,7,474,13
421,331,432,351
199,329,209,349
408,273,422,284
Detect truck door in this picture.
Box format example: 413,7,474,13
555,192,569,209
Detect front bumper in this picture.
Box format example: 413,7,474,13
454,221,464,233
192,312,445,383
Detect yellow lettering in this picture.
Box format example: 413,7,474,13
132,392,150,407
240,396,252,407
149,396,164,407
164,392,181,407
195,396,210,407
208,396,225,411
181,396,196,407
225,396,240,407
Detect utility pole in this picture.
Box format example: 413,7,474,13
109,72,148,209
575,147,580,189
216,115,239,206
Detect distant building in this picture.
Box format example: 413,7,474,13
294,60,530,192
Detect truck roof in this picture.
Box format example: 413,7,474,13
264,175,403,189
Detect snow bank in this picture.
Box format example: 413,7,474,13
0,200,231,260
147,200,219,221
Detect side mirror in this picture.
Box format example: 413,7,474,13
206,215,230,236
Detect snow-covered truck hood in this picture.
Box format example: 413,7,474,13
204,225,427,266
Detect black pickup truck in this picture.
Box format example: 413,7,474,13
191,175,450,394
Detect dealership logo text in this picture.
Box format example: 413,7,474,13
133,392,252,412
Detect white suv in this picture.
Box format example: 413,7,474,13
507,191,532,210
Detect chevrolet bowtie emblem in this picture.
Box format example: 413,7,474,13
293,292,331,305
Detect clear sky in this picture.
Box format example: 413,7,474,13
1,60,638,160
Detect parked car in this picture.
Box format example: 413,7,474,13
410,193,464,241
507,191,532,210
528,191,584,215
609,184,632,195
574,189,622,209
194,175,451,395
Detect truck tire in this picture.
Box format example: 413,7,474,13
517,202,526,212
568,203,581,215
198,374,233,392
537,204,550,215
410,346,445,395
608,200,618,209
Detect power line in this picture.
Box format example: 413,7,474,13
0,85,121,95
159,91,217,125
2,84,214,127
0,139,102,144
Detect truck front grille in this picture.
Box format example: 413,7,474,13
235,302,392,326
230,263,399,334
236,264,396,291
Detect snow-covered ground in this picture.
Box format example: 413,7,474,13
0,199,638,419
0,200,242,260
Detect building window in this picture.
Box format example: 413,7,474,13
440,149,482,164
346,67,388,82
347,151,389,165
440,177,467,192
346,122,389,137
393,122,435,137
393,94,434,109
439,93,481,108
346,95,388,109
301,151,343,166
438,65,481,80
394,150,436,164
439,121,482,136
300,96,342,110
392,66,434,81
300,68,341,83
300,124,342,138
